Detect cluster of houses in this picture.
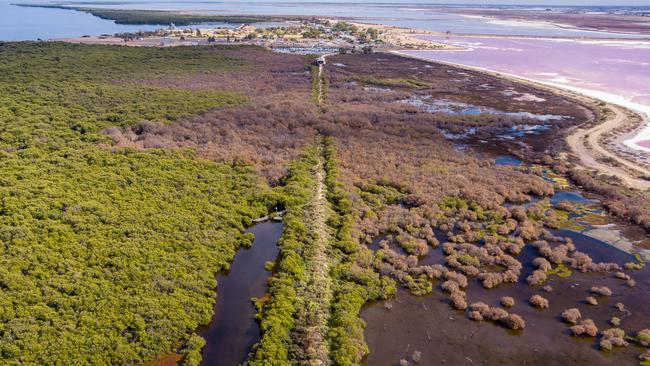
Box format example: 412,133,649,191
109,18,445,52
147,19,382,53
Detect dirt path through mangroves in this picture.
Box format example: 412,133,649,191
292,138,333,365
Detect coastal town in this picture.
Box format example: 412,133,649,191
64,18,458,52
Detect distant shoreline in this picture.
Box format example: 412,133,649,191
404,30,650,42
12,4,316,26
13,3,650,41
437,6,650,35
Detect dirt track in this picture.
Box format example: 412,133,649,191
566,104,650,190
295,140,332,365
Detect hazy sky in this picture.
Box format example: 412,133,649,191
227,0,650,5
6,0,649,5
3,0,648,6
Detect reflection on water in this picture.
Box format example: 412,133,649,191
200,221,283,366
501,124,551,138
402,95,567,121
83,1,650,38
362,173,649,365
0,2,162,40
402,36,650,151
495,155,522,166
551,191,598,205
362,229,649,366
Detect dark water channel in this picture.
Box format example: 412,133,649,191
200,221,283,366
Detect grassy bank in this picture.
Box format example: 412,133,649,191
322,137,395,365
249,144,318,365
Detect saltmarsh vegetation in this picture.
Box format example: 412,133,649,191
4,41,648,365
250,146,317,364
322,137,395,365
0,42,270,365
251,137,393,365
348,76,430,89
320,52,650,362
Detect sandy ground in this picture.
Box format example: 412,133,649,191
582,225,650,261
62,36,131,45
441,7,650,35
566,105,650,189
348,21,462,50
60,36,217,47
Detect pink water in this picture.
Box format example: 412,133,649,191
404,35,650,149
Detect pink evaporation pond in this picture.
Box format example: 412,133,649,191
636,140,650,149
404,35,650,109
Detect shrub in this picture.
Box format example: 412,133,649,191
500,296,515,308
590,286,612,296
561,308,582,324
570,319,598,337
600,328,628,351
638,329,650,347
500,314,526,330
529,295,549,309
